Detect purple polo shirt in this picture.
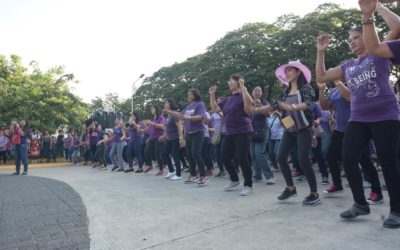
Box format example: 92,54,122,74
182,102,207,134
218,93,253,135
149,116,165,139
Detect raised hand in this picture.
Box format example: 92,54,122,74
317,35,330,52
209,85,217,95
358,0,378,17
239,79,245,89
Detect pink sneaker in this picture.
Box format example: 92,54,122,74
197,176,209,185
155,170,164,176
367,192,384,205
144,166,153,173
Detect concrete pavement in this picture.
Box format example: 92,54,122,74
0,166,398,250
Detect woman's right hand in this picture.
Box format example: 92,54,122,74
317,35,330,52
209,85,217,95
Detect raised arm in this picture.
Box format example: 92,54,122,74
359,0,397,58
316,35,344,83
239,79,253,114
209,86,222,113
377,2,400,42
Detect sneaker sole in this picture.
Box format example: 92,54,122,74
323,189,344,196
367,199,384,205
224,184,241,192
278,193,297,201
302,199,322,207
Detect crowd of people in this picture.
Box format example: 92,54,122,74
2,0,400,229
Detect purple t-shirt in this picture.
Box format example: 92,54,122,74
341,53,400,122
165,114,180,140
149,116,165,139
64,135,73,149
182,102,206,134
327,88,350,132
251,100,268,130
0,136,9,151
89,129,98,145
218,93,253,135
128,123,144,141
113,127,123,143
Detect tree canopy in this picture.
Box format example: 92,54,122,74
131,3,400,115
0,55,88,132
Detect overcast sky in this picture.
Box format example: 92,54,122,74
0,0,359,103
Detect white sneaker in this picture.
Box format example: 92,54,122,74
165,172,176,179
266,177,276,185
170,175,182,181
224,181,241,191
240,186,254,196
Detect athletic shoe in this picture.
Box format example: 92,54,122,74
12,172,20,175
92,163,98,168
323,184,344,196
116,168,124,172
111,166,119,171
124,168,134,173
277,187,297,200
206,169,213,176
266,177,276,185
383,212,400,229
144,166,153,173
367,192,384,205
215,171,226,177
224,181,241,191
340,203,370,219
184,175,198,184
302,193,321,206
165,171,176,179
197,176,209,185
363,181,372,188
295,176,305,182
240,186,254,196
135,168,143,173
155,170,164,176
170,175,182,181
21,172,28,175
321,176,329,185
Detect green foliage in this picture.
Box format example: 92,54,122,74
0,55,88,132
132,3,400,111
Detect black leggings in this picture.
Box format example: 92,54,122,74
278,129,317,193
163,139,181,177
201,137,213,170
327,130,381,193
90,144,97,162
0,151,6,164
342,121,400,213
95,144,107,167
221,133,252,187
186,132,206,177
145,139,164,169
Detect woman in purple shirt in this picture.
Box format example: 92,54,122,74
143,105,165,176
162,99,185,180
126,112,145,173
109,117,126,172
209,74,254,196
316,0,400,228
166,89,208,185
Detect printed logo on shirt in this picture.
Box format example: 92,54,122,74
184,109,195,116
345,58,380,98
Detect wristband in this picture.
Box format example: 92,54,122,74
363,16,375,25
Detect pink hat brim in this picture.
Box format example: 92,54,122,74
275,61,312,86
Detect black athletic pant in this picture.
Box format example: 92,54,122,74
342,121,400,213
221,133,252,187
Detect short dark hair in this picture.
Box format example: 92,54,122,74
166,99,178,111
230,74,244,82
189,89,202,102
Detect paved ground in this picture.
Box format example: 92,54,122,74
1,166,399,250
0,174,90,250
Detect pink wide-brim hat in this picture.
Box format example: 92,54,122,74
275,60,312,86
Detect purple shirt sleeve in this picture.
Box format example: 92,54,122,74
387,40,400,64
312,103,323,119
